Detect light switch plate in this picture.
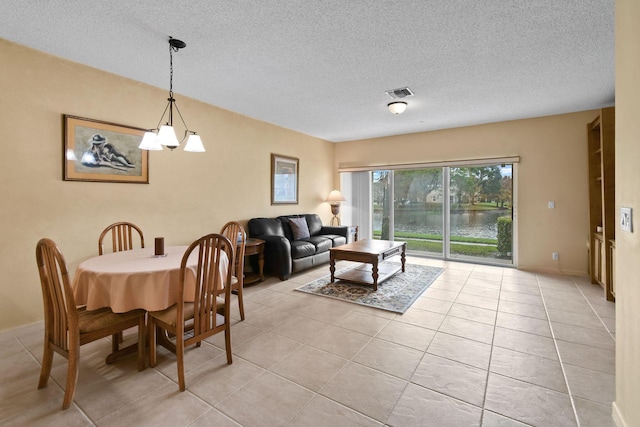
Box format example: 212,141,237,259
548,201,555,209
621,207,633,232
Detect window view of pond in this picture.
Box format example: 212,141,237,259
372,164,513,265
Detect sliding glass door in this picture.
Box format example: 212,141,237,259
371,163,514,266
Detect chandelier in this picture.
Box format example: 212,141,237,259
139,37,205,152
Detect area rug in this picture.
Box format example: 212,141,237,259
294,262,443,314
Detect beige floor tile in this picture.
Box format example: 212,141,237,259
461,284,501,299
556,340,615,375
544,297,597,315
498,300,548,320
495,311,551,337
395,306,446,330
573,397,616,427
241,304,293,329
563,364,615,405
387,383,482,426
332,310,391,336
270,345,347,391
233,331,301,369
438,316,495,344
489,346,567,393
320,362,407,423
547,308,605,330
216,372,315,427
188,355,265,406
270,315,331,344
481,410,529,426
287,394,383,426
455,293,499,311
499,290,544,306
375,320,436,351
484,373,576,427
96,382,213,426
352,338,423,380
427,332,492,369
499,281,541,296
422,287,460,302
410,296,454,314
447,303,497,325
493,327,559,361
189,408,243,427
206,320,266,349
411,353,487,406
152,341,226,382
429,279,465,293
307,325,371,359
551,322,615,350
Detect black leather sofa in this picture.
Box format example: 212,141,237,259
248,214,348,280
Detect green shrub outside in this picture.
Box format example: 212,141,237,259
497,216,512,256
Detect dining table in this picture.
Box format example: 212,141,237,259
72,245,230,363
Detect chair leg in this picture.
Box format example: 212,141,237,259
62,346,80,410
177,336,185,392
148,320,157,368
237,285,245,321
137,316,146,372
38,342,54,389
224,326,233,365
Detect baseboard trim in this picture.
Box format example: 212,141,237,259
612,402,629,427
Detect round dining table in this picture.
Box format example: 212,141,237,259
72,245,227,313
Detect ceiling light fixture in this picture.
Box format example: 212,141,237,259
139,37,205,152
388,101,408,115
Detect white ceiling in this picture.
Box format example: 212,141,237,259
0,0,614,142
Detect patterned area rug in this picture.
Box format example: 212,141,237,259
294,262,443,314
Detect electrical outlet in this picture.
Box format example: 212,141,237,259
552,252,559,261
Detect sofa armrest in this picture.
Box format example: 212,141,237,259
250,234,293,281
319,226,348,238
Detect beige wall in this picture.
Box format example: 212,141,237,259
614,0,640,425
334,111,598,275
0,39,335,330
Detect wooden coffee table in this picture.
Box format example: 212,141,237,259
329,239,406,291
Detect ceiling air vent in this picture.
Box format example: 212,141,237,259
385,87,414,99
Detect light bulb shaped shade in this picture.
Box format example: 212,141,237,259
138,131,163,150
184,133,205,152
157,125,180,148
326,189,346,204
388,101,407,114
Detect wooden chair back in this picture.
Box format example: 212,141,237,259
220,221,246,319
149,233,234,391
98,222,144,255
36,238,145,409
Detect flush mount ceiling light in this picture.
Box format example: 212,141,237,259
139,37,205,152
388,101,408,114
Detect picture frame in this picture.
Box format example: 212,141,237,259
271,153,299,204
63,115,149,183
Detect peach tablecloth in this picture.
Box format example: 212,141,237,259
72,246,228,313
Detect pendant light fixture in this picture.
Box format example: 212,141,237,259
139,37,205,152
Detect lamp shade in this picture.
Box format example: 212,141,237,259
326,190,346,203
138,131,163,150
388,101,407,114
184,134,206,152
157,125,179,147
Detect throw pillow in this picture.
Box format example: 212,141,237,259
288,217,310,240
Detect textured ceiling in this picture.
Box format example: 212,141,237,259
0,0,614,142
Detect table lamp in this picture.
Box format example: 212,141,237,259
326,189,346,225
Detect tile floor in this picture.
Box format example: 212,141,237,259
0,257,616,426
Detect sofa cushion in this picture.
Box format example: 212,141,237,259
290,240,316,259
308,236,332,253
322,234,347,247
288,217,310,240
305,214,323,236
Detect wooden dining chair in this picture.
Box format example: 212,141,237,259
148,233,234,391
98,221,145,255
36,238,146,410
220,221,246,320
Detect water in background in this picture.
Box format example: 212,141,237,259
373,209,511,240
